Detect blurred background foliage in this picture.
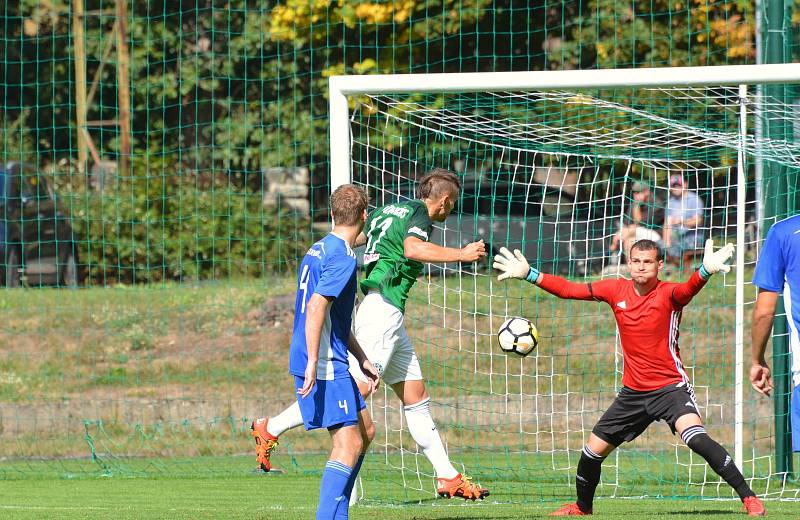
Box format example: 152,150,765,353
0,0,795,283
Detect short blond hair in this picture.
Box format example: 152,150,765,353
331,184,369,226
416,168,461,200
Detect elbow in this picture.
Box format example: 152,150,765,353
404,244,422,262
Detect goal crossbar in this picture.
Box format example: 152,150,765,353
330,63,800,187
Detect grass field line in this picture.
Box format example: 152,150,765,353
0,505,112,511
0,503,304,512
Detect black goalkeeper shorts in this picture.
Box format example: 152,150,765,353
591,382,700,447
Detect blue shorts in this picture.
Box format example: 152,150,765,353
294,375,366,431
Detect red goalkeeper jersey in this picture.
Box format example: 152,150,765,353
537,272,708,391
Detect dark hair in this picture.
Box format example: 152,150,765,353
416,168,461,200
630,239,664,261
330,184,369,226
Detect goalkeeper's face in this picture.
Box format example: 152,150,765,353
627,248,663,285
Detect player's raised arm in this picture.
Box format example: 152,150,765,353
298,293,333,397
403,236,486,263
672,239,734,305
492,247,596,300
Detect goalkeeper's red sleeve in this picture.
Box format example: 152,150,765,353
536,273,596,301
671,270,708,306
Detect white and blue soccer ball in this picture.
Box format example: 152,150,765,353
497,317,538,357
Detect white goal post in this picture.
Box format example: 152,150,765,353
328,63,800,491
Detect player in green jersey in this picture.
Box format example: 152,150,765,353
252,168,490,501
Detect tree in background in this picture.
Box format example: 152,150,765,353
0,0,783,283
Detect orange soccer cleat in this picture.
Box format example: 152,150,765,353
549,503,592,516
742,496,766,517
436,473,489,501
251,418,279,472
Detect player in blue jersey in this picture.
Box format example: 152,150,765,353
255,184,379,520
253,170,489,502
751,214,800,455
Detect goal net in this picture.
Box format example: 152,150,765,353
333,66,800,501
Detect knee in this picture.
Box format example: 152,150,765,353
347,432,364,456
334,427,364,457
581,444,609,464
586,434,615,459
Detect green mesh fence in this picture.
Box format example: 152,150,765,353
0,0,798,505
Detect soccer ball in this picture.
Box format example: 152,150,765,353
497,317,538,357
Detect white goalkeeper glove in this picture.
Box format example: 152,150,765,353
493,247,539,282
699,239,734,279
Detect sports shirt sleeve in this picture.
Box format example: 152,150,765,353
671,270,708,306
315,253,356,298
405,204,431,241
536,274,616,303
752,226,785,292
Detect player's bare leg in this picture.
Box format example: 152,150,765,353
391,379,489,501
347,382,376,506
675,414,765,516
317,424,363,519
353,380,377,449
330,424,362,468
551,433,615,516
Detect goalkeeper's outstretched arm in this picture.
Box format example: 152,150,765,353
492,247,596,301
672,239,735,306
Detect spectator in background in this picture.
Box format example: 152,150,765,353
664,174,705,261
610,180,665,259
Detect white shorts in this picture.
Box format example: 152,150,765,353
348,292,423,386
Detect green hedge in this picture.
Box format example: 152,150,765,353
63,167,311,285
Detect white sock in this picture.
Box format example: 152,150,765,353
403,398,458,479
267,401,304,437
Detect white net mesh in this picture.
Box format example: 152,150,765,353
346,84,800,501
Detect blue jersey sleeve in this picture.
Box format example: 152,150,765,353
315,253,356,299
753,225,785,292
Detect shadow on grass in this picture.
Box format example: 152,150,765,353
660,511,738,516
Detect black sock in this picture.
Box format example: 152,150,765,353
576,445,605,512
682,425,755,499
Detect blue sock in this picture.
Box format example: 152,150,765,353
316,460,352,520
335,454,365,520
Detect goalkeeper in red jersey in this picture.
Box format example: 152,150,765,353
493,239,766,517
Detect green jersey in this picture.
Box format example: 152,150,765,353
360,199,433,313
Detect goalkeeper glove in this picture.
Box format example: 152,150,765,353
699,239,734,279
493,247,540,283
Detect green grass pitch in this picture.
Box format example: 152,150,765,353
0,454,800,520
1,275,798,517
1,467,798,519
